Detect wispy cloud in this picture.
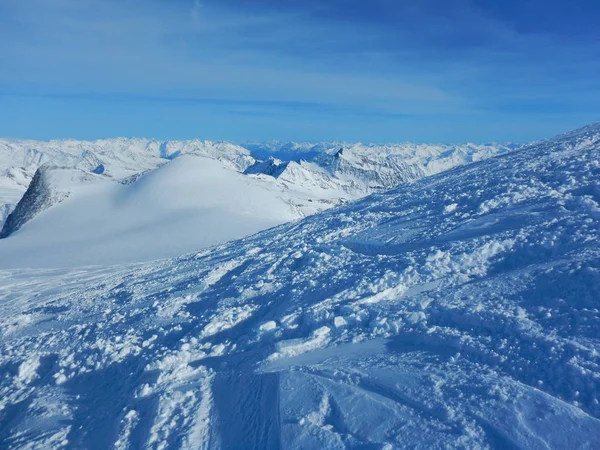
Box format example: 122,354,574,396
0,0,599,141
0,1,459,110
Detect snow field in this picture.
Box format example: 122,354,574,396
0,124,599,448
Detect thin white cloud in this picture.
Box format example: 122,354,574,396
1,0,599,134
0,0,465,116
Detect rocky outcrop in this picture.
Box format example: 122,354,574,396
0,166,95,238
244,158,289,178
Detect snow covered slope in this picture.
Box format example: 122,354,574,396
0,138,255,226
0,166,29,225
245,158,354,204
0,156,299,268
0,166,106,239
1,124,599,448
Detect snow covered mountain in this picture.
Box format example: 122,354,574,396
0,156,302,268
0,138,255,226
0,137,515,267
244,141,518,193
245,140,518,164
0,165,105,239
0,123,598,448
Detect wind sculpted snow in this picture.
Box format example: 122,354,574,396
0,138,255,228
0,124,599,448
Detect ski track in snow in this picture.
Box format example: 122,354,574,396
0,125,600,448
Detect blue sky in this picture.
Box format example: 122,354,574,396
0,0,599,143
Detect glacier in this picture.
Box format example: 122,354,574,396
0,123,599,448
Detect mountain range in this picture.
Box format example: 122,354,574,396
0,138,516,267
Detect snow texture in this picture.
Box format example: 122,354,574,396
0,124,598,448
0,166,102,238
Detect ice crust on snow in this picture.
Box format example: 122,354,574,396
0,124,599,448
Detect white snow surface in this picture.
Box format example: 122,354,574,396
0,137,255,226
244,140,518,174
0,124,599,448
0,156,299,268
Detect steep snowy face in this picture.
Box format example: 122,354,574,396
244,158,358,216
315,149,427,191
0,166,107,238
0,140,97,225
0,124,598,448
0,167,30,224
244,158,289,178
247,159,347,194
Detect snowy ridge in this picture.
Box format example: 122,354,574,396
0,156,301,268
247,141,517,194
0,124,598,448
245,140,518,166
0,138,255,226
246,158,348,195
315,149,427,191
0,137,255,178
